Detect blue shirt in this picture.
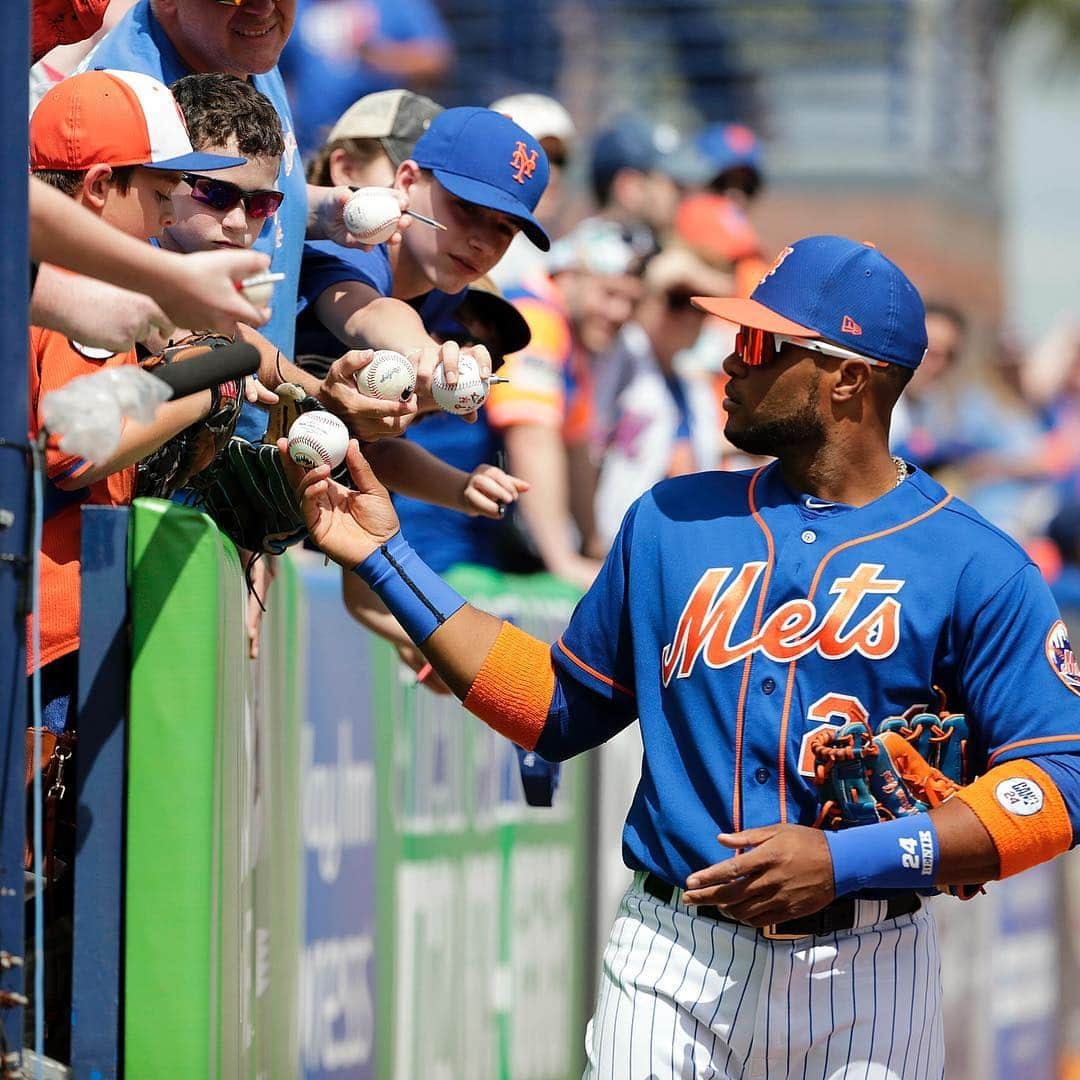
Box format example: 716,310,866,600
280,0,449,154
87,0,309,363
543,462,1080,888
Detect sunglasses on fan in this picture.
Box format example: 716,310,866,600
734,326,886,367
181,174,284,219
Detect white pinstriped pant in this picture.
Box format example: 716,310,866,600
584,873,944,1080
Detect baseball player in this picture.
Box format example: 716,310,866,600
283,236,1080,1078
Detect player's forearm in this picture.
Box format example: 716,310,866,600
65,392,211,488
351,532,555,730
419,604,507,700
363,438,469,506
925,797,999,884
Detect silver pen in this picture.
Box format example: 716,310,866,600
346,186,446,231
404,208,447,231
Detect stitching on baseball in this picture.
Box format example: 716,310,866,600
290,437,331,466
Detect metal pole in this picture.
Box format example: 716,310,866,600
0,0,31,1066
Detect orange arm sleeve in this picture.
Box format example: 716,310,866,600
954,759,1072,878
462,622,556,751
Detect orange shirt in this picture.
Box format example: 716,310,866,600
27,326,136,671
488,278,572,432
488,275,594,446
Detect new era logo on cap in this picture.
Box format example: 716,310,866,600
412,107,551,250
692,235,928,369
30,69,245,174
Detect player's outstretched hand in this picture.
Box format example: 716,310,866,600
317,349,419,440
279,438,400,567
461,463,529,518
308,185,410,250
681,824,835,928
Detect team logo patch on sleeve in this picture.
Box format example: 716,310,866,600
994,776,1044,816
1045,619,1080,695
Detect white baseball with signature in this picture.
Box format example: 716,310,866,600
287,412,349,470
431,354,490,415
342,187,402,244
357,350,416,402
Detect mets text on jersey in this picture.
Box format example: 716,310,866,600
661,561,902,685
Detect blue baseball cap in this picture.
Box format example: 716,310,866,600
696,123,763,178
591,117,712,194
411,107,551,250
691,235,928,369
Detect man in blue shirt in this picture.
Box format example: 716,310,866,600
281,0,451,154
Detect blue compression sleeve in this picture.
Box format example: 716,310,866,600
352,532,466,644
825,814,939,896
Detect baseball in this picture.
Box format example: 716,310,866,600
357,350,416,402
287,412,349,470
238,271,285,306
342,187,402,244
431,354,490,415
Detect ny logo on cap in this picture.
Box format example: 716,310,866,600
510,141,539,184
841,315,863,336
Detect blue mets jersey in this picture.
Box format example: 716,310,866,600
546,461,1080,888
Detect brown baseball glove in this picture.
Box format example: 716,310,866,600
134,332,246,499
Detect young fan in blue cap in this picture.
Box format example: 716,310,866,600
296,106,550,405
286,233,1080,1078
295,106,544,686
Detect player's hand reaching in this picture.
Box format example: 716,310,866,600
682,824,836,928
279,438,400,567
460,463,529,518
316,349,419,440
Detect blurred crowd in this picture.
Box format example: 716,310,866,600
20,0,1080,1064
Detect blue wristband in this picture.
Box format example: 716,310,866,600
824,814,939,896
353,532,467,644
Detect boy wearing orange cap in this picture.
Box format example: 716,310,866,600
26,66,253,1057
28,68,246,711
